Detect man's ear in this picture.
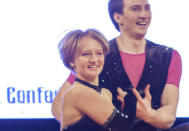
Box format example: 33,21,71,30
113,12,124,26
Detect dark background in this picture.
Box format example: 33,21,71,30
0,117,189,131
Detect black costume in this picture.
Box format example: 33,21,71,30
99,38,173,131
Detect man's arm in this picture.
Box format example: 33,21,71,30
133,84,179,129
51,81,71,123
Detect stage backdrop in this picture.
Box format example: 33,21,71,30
0,0,188,119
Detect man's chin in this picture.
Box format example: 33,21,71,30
135,33,146,40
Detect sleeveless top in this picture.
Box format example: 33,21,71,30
62,78,108,131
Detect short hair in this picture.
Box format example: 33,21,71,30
58,29,110,71
108,0,124,32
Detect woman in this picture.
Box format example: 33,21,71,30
57,29,136,131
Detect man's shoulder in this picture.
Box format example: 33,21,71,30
108,38,116,48
146,39,174,55
107,38,119,53
146,39,172,49
108,38,116,44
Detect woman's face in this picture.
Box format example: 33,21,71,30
72,36,105,82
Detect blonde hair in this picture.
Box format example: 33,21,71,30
58,29,110,71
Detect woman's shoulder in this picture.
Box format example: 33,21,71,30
102,88,112,100
64,85,84,98
64,84,99,100
102,88,111,94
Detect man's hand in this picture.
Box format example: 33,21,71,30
132,84,155,121
117,87,127,110
132,84,179,129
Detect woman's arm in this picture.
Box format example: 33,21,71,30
51,81,71,122
75,87,136,131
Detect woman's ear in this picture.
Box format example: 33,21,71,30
70,62,76,72
70,62,75,68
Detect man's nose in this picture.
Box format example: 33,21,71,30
140,9,149,17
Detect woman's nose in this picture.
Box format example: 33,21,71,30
89,54,98,62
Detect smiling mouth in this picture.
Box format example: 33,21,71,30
136,22,147,26
88,65,100,68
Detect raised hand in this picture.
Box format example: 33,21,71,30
132,84,155,121
117,87,127,110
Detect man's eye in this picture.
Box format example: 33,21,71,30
145,5,151,11
132,7,138,11
132,6,141,11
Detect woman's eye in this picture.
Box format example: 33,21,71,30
97,52,103,56
81,52,90,56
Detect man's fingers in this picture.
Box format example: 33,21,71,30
117,87,127,110
145,84,151,100
121,102,125,110
117,95,125,110
117,95,124,103
117,87,127,98
132,88,143,102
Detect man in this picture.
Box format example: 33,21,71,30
52,0,182,130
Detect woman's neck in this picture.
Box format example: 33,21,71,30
75,75,99,86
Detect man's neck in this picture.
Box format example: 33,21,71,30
116,34,146,54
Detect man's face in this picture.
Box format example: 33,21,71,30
119,0,151,38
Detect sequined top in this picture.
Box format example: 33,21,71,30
99,39,173,131
100,38,173,109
